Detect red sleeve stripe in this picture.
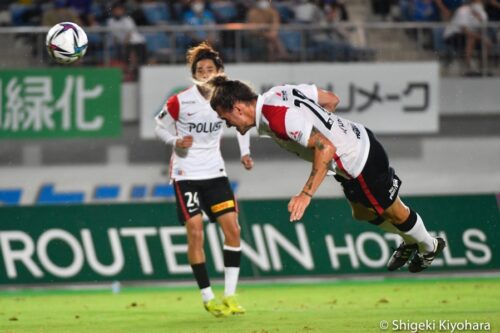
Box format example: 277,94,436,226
174,181,191,222
356,174,385,215
166,95,180,121
262,104,289,140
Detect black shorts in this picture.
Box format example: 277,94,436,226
173,176,238,224
334,129,402,216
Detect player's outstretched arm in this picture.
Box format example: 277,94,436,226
288,128,336,222
317,89,340,113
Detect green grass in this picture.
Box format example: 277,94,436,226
1,277,500,333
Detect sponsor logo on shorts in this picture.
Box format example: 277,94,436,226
211,200,235,213
389,179,399,200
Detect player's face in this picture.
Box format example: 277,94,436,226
217,102,253,135
194,59,220,82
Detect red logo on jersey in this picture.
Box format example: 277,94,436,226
275,92,282,97
187,112,195,116
290,131,302,140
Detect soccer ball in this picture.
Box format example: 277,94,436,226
46,22,88,64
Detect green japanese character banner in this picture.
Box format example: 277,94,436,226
0,68,121,139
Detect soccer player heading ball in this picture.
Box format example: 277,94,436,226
208,76,446,273
155,43,253,317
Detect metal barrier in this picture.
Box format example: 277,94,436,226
0,22,498,77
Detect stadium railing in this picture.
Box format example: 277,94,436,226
0,21,498,78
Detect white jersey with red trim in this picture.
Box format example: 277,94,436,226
155,85,227,181
255,84,370,179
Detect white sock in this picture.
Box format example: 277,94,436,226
223,244,241,297
224,267,240,297
404,214,435,253
378,221,416,245
200,287,214,303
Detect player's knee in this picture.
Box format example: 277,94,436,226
187,226,204,244
224,223,240,242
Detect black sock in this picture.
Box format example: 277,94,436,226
191,263,210,289
394,208,417,232
223,249,241,268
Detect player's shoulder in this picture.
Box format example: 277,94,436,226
172,85,198,103
164,86,198,120
262,85,291,105
177,85,197,97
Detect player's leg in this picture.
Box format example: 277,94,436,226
216,212,245,314
201,177,245,314
348,200,419,270
174,180,229,317
350,128,444,271
349,201,410,239
382,197,446,272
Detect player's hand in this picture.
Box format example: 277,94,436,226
241,154,254,170
288,192,312,222
176,136,193,149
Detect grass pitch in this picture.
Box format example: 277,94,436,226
1,276,499,333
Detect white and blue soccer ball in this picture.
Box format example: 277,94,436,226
46,22,88,64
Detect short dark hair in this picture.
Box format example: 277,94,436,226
208,75,258,112
186,42,224,76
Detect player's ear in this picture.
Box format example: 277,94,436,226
233,103,243,115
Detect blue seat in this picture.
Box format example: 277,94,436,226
10,4,33,26
212,1,238,23
141,2,170,25
144,32,170,54
279,30,303,55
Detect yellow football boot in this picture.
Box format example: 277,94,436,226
223,295,246,315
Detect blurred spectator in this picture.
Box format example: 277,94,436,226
0,5,12,26
107,2,147,80
66,0,92,25
443,0,492,73
412,0,440,21
323,0,349,23
317,1,374,61
485,0,500,53
322,0,351,41
42,0,82,26
182,0,218,46
294,0,323,24
371,0,393,20
485,0,500,21
129,0,149,26
434,0,464,21
246,0,289,61
322,0,349,21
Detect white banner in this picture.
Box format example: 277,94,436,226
140,62,439,138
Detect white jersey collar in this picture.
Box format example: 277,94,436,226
192,85,210,104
